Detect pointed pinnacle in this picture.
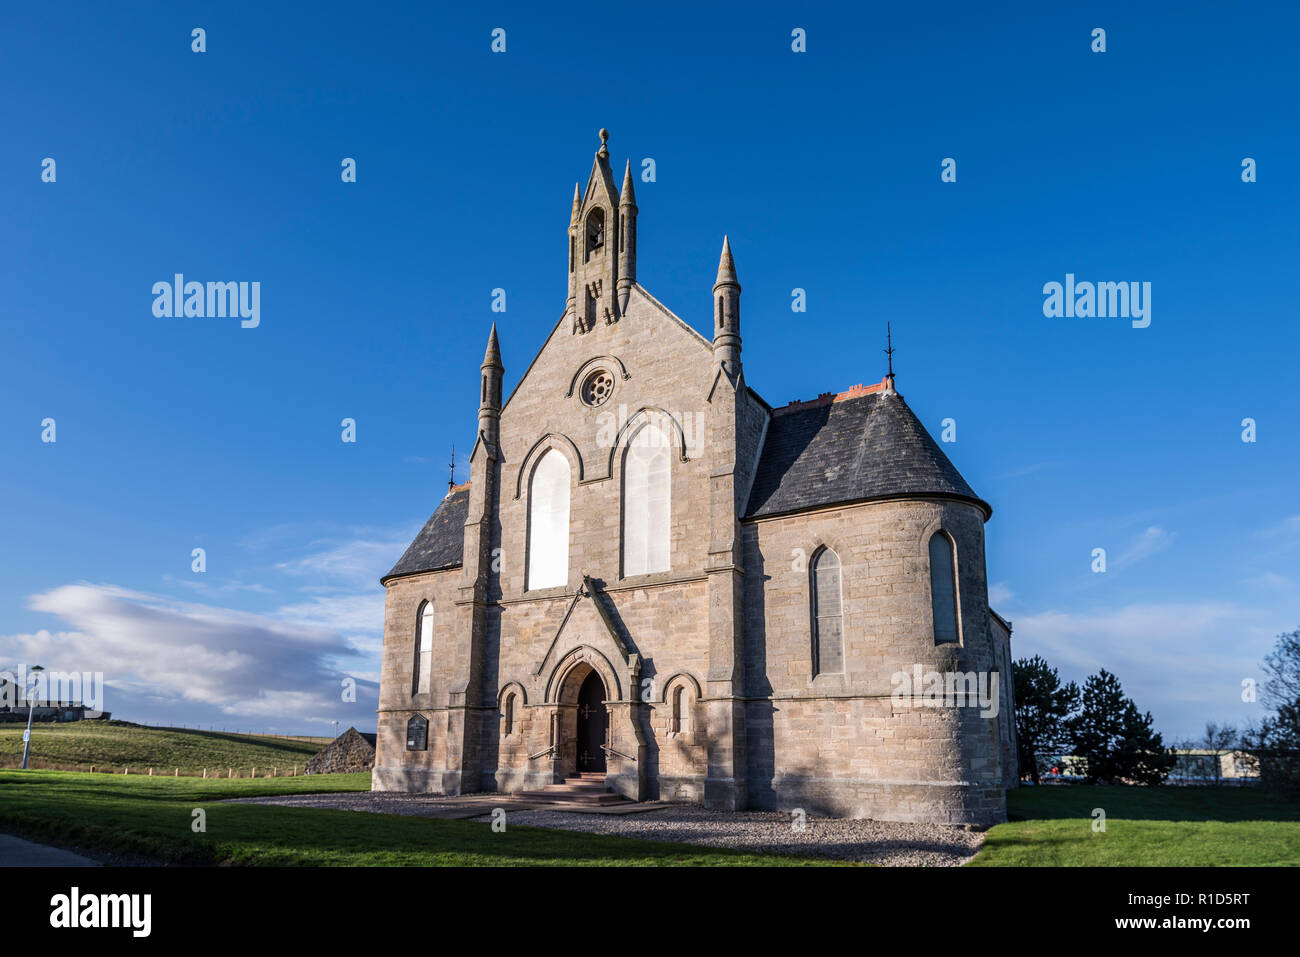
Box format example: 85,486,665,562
715,235,738,286
570,182,581,223
621,158,637,207
483,322,502,367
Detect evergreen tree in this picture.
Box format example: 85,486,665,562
1068,669,1174,784
1012,655,1079,784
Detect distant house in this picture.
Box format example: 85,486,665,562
0,672,110,723
1170,749,1260,783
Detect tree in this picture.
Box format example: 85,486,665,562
1261,627,1300,710
1244,627,1300,792
1067,669,1174,785
1201,722,1238,784
1013,655,1079,784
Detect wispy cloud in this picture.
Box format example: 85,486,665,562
997,461,1059,480
273,531,413,586
0,584,377,729
1261,515,1300,539
1012,599,1281,737
1112,525,1175,571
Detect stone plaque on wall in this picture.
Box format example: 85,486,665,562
406,714,428,751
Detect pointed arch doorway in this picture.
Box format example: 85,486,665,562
575,670,608,773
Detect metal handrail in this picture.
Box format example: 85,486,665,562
528,745,556,761
601,745,636,762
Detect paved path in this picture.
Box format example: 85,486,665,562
0,833,100,867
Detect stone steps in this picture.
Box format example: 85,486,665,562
517,774,630,806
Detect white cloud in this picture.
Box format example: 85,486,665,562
1244,571,1293,591
1012,599,1281,737
1112,525,1174,571
0,584,377,727
1261,515,1300,539
988,581,1014,606
274,534,411,586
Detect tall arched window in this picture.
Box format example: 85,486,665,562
502,692,515,736
623,423,671,576
670,684,689,734
527,449,571,590
810,547,844,676
928,531,960,644
413,601,433,695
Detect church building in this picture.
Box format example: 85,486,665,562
373,131,1017,825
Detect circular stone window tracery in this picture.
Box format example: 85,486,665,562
580,369,615,407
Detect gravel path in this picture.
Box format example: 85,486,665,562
228,791,541,819
229,793,984,865
492,805,984,866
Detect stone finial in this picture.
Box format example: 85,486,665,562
570,182,582,223
714,235,739,289
598,128,610,158
483,322,502,369
620,158,637,208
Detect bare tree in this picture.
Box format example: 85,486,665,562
1202,722,1238,784
1261,627,1300,710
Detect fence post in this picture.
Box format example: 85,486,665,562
202,767,207,779
251,767,256,778
228,768,232,779
148,767,153,776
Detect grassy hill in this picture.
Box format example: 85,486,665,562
0,721,333,775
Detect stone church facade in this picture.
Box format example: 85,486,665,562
373,131,1017,825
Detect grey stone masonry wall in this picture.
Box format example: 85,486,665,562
741,497,1006,825
372,132,1007,826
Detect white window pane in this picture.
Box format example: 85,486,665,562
416,605,433,694
528,450,570,590
624,425,671,576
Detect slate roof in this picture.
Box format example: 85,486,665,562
381,485,469,583
744,387,990,520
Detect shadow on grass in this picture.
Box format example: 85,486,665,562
0,771,834,866
1007,784,1300,823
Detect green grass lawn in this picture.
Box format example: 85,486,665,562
971,784,1300,866
5,769,1293,867
0,771,830,866
0,721,327,773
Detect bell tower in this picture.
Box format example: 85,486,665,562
567,129,635,333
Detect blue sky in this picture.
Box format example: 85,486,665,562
2,1,1297,738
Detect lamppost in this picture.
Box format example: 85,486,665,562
20,665,45,771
